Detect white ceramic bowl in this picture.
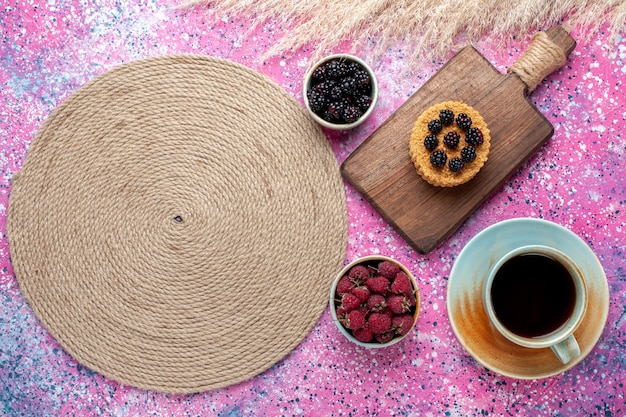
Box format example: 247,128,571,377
303,54,378,130
329,255,420,348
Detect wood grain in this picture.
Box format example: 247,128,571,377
341,26,576,254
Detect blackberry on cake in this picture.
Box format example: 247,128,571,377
428,119,443,134
424,135,438,151
466,127,485,146
443,131,460,149
456,113,472,130
439,109,454,126
461,146,477,163
449,157,465,173
430,150,447,168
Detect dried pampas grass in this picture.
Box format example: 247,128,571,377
184,0,626,64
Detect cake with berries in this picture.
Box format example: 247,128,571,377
409,101,491,187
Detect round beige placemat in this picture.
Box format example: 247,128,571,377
7,55,347,393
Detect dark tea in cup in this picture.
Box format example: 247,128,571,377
484,245,587,364
490,253,576,338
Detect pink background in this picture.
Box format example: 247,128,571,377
1,1,625,415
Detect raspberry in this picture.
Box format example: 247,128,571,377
365,276,389,295
348,265,370,284
430,150,447,168
428,119,443,134
391,272,414,299
366,294,386,311
353,325,374,343
375,331,395,344
443,131,460,149
377,261,401,279
424,135,438,152
465,127,484,146
344,309,366,330
387,294,412,315
456,113,472,130
336,275,355,295
351,286,371,302
439,109,454,125
367,312,392,334
461,146,476,162
380,307,394,318
339,293,361,313
392,314,415,336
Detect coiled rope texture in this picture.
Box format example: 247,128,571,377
7,55,348,393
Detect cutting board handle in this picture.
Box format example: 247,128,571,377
508,26,576,93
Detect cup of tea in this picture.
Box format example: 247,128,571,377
483,245,587,364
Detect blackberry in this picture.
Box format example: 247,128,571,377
439,109,454,125
324,60,348,79
309,57,375,125
465,127,484,146
428,119,443,134
312,80,335,96
449,157,465,173
346,61,362,74
340,77,358,95
430,150,447,168
307,90,327,114
424,134,438,151
326,101,343,121
329,84,343,101
312,65,328,82
460,146,477,162
323,110,340,123
353,70,371,90
456,113,472,130
443,131,460,149
342,105,363,123
355,94,372,111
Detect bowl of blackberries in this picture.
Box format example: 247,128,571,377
303,54,378,130
330,256,420,347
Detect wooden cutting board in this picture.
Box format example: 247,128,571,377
341,26,576,254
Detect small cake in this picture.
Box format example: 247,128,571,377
409,101,491,187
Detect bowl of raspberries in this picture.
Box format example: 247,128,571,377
303,54,378,130
330,256,420,347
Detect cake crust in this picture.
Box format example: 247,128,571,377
409,101,491,187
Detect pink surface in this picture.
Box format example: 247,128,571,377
1,1,625,416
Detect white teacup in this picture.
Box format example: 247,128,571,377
484,245,587,364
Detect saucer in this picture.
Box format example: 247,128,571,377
447,218,609,379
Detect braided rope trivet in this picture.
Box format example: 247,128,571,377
7,55,347,393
